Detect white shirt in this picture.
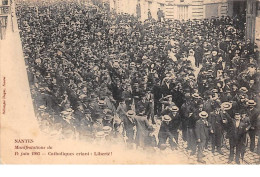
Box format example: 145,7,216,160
235,120,240,128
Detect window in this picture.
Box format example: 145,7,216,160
2,0,8,5
257,1,260,17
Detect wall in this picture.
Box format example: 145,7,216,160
205,3,218,18
109,0,238,21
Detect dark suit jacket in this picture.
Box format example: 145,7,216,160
195,119,211,141
122,116,135,132
186,109,200,129
226,118,249,145
153,85,162,101
134,116,153,146
161,109,181,132
161,83,174,97
247,108,259,128
208,112,224,134
158,121,171,136
136,100,148,115
256,114,260,131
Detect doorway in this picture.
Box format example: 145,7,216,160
233,1,247,17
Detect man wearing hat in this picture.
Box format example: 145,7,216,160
161,77,174,97
122,84,133,110
195,111,211,163
102,109,114,127
246,79,258,99
74,104,85,121
186,102,203,155
123,110,136,149
78,109,93,142
102,126,113,142
232,92,248,116
221,101,233,116
162,105,181,149
136,95,148,116
170,106,181,149
158,115,176,150
133,114,154,149
94,131,106,144
256,114,260,156
180,95,193,142
36,105,52,126
247,100,260,152
226,112,250,164
60,110,77,139
208,105,225,154
145,90,156,124
159,95,176,111
153,78,163,117
116,99,128,120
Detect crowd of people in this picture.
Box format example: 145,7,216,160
16,0,260,164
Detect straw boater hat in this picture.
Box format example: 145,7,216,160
247,100,256,106
103,114,113,121
162,115,172,122
102,126,112,134
199,111,208,118
38,105,47,111
96,131,105,138
212,50,218,56
239,87,248,93
170,106,179,112
98,100,105,106
192,93,201,99
221,102,232,110
126,110,135,117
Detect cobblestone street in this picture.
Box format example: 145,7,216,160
151,118,260,165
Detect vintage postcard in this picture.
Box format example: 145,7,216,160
0,0,260,164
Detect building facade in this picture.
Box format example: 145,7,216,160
109,0,255,21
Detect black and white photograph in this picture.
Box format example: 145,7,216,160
0,0,260,165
